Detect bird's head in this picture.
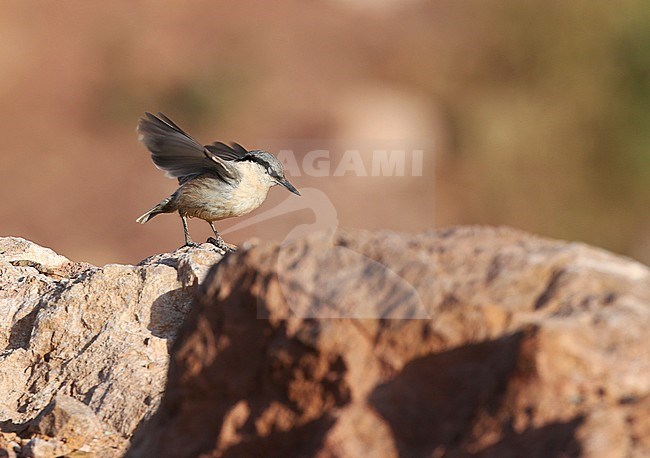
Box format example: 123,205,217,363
245,150,301,196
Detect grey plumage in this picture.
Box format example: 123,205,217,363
136,112,300,250
135,195,172,224
137,112,237,183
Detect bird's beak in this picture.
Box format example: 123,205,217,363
277,178,301,196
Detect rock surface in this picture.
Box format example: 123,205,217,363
0,237,225,456
127,227,650,458
2,228,650,457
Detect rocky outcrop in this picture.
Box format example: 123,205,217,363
128,227,650,458
0,237,225,456
2,228,650,457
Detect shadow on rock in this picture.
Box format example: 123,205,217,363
128,275,350,458
147,287,195,343
469,416,583,458
369,332,527,457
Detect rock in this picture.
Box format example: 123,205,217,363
21,437,56,458
127,227,650,458
3,228,650,456
0,237,225,455
0,432,20,458
29,394,125,456
33,395,103,447
0,237,71,272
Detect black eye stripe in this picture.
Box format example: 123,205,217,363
251,158,274,174
249,156,270,168
242,153,281,178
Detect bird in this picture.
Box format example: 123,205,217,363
135,112,300,252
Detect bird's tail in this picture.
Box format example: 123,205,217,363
136,197,172,224
136,206,161,224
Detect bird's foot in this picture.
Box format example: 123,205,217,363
207,237,237,253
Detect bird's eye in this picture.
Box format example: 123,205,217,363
267,167,273,175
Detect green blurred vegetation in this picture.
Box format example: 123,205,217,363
410,1,650,258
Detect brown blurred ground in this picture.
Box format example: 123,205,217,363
1,0,649,265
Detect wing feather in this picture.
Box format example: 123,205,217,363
204,141,251,161
137,112,237,183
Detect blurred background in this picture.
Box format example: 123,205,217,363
1,0,649,266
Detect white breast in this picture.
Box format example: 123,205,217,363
176,162,275,221
225,161,276,217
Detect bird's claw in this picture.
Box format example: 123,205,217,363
207,237,237,253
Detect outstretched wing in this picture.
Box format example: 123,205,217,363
204,141,251,161
137,112,237,183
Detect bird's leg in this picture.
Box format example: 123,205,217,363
181,214,198,247
207,222,237,252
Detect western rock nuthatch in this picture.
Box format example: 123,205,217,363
136,112,300,251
